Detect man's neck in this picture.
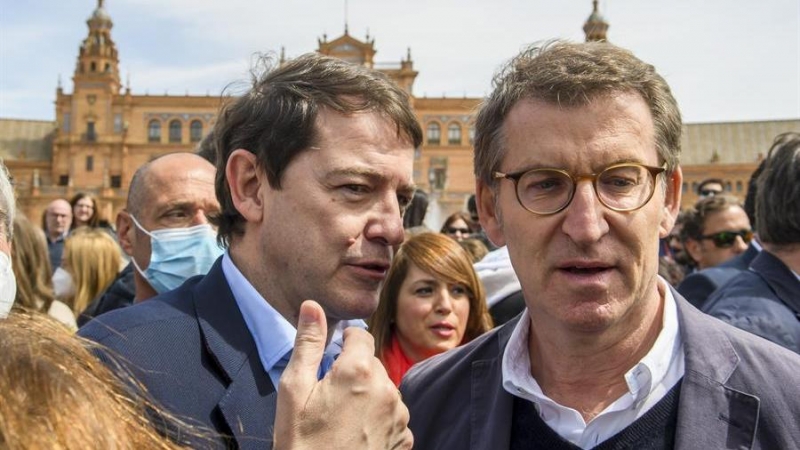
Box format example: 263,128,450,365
764,243,800,274
228,243,337,343
527,281,665,422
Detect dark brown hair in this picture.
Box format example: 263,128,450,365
212,52,423,246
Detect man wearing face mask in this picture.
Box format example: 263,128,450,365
78,153,221,326
0,161,17,319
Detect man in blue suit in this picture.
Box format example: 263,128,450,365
80,53,420,449
676,161,764,308
705,133,800,354
401,40,800,449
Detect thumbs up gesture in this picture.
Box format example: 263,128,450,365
273,300,413,450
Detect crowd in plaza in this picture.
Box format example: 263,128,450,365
1,39,798,449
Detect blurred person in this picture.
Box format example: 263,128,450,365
440,211,474,241
369,232,493,385
401,40,800,449
696,178,723,199
474,246,525,326
677,162,765,308
44,198,72,272
80,53,421,448
704,133,800,353
69,192,100,229
680,194,752,270
403,188,429,230
78,153,220,327
0,310,208,449
467,193,499,251
61,227,123,318
10,215,76,330
459,237,489,263
0,160,15,318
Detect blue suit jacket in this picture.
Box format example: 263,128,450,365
79,258,275,449
401,288,800,449
676,243,759,308
704,250,800,354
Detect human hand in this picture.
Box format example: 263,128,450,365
273,300,413,450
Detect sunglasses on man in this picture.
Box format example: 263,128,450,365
699,229,753,248
699,189,722,197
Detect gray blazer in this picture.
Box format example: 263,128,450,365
401,289,800,449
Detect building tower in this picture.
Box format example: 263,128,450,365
583,0,609,42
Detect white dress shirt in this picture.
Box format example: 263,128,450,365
502,277,685,449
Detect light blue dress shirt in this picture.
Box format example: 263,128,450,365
221,252,365,387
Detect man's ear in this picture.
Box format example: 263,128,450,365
659,166,683,239
226,149,265,223
116,211,134,257
476,179,506,247
683,238,703,267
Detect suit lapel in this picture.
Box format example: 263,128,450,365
673,290,759,450
470,318,517,449
193,260,277,448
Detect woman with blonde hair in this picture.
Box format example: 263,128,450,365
369,232,493,385
0,310,208,448
61,227,122,317
10,215,76,329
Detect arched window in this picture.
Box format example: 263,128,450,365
736,181,743,192
427,122,441,146
190,120,203,143
148,120,161,143
469,125,475,145
448,123,462,145
169,120,182,143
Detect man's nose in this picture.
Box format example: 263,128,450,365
560,181,608,246
364,196,405,247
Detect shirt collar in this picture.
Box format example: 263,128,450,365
502,276,681,406
221,251,296,373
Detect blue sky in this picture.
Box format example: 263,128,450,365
1,0,798,123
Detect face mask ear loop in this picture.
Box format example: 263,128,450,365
127,214,154,275
128,214,156,240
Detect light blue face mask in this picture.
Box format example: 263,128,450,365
129,215,224,294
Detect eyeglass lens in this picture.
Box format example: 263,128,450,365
516,164,657,214
707,230,753,248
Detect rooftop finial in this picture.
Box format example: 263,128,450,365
99,0,104,8
344,0,349,34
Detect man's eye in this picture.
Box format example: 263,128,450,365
343,184,369,194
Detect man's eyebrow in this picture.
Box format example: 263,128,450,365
327,168,416,189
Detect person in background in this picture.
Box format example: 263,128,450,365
369,232,493,385
0,310,208,449
60,227,123,318
468,193,499,251
696,178,724,199
459,237,489,263
43,198,72,273
11,215,76,330
79,153,220,326
401,40,800,449
0,161,16,318
704,132,800,354
680,194,752,271
69,192,100,230
440,211,475,242
676,161,765,308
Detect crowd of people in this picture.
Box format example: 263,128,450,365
1,38,798,449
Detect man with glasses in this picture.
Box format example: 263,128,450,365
696,178,724,199
703,133,800,354
401,40,800,449
680,194,752,271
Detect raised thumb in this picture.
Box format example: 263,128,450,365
282,300,328,390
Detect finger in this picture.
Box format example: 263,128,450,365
336,327,376,362
281,300,328,392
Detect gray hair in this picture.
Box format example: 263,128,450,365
474,40,682,187
0,161,15,242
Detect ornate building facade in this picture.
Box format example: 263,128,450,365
1,0,798,227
